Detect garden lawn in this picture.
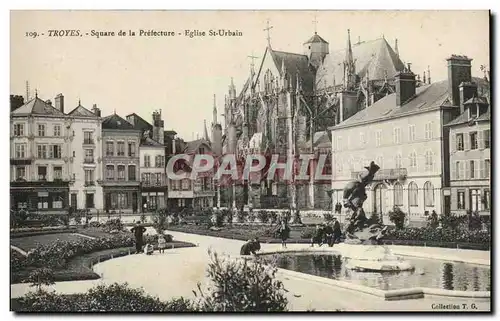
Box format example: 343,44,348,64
11,240,195,284
11,233,88,252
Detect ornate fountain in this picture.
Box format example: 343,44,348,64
339,161,414,272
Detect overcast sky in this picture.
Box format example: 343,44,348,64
10,10,489,140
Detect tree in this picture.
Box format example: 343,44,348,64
27,268,55,292
152,208,168,235
388,206,406,230
10,94,24,112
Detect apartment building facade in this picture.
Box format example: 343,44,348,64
10,94,71,213
101,113,142,214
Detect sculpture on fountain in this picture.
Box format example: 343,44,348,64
342,161,388,244
338,161,414,272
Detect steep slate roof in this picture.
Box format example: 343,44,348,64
126,113,153,132
317,37,405,89
332,80,453,130
11,97,65,116
269,49,315,92
67,103,97,117
102,113,137,130
183,139,211,154
304,33,329,44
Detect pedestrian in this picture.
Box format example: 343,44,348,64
311,224,324,247
144,243,154,255
157,234,166,253
130,222,146,254
323,222,334,247
333,217,342,244
240,238,261,255
279,219,290,248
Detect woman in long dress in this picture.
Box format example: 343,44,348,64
279,220,290,248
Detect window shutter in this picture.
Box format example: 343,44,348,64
460,161,465,179
450,189,457,211
465,161,470,179
451,161,456,180
49,146,53,159
478,131,485,149
451,133,456,153
464,133,470,150
480,160,486,178
475,160,480,179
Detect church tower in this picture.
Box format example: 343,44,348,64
303,32,329,70
211,94,223,156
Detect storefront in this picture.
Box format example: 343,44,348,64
103,186,140,214
141,187,166,212
10,181,69,214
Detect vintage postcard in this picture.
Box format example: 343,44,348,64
9,10,491,312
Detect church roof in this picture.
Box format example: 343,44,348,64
102,113,137,130
183,139,211,154
317,37,405,89
304,33,329,44
331,80,453,130
67,104,97,117
11,96,65,116
269,48,315,92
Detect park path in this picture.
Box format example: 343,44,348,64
10,229,490,311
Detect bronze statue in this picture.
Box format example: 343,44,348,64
342,161,388,243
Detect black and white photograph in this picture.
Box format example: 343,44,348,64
8,9,491,312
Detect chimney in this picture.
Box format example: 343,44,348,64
92,104,101,117
459,82,478,114
55,93,64,113
152,110,164,145
395,64,416,107
447,55,472,107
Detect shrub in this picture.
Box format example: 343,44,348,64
193,250,288,311
247,210,256,223
236,210,245,223
323,213,334,222
104,218,124,232
300,227,315,239
14,283,195,312
386,226,490,244
388,206,406,230
427,211,439,229
269,211,279,224
89,221,101,228
27,268,55,292
221,208,232,224
367,212,381,226
439,212,468,230
152,208,168,234
140,213,147,223
257,210,269,224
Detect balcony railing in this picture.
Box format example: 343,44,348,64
351,168,408,181
84,157,95,164
83,139,95,145
142,181,166,187
84,181,95,186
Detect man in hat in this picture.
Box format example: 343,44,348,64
343,161,380,233
130,222,147,254
323,221,334,247
240,238,261,255
332,217,342,244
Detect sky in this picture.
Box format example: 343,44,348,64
10,10,489,140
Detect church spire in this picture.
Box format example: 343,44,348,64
264,19,273,48
395,38,399,57
344,29,356,91
203,119,210,141
212,94,218,126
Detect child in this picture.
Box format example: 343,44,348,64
144,243,154,255
157,234,166,254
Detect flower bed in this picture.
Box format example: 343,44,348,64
386,227,490,244
12,283,194,312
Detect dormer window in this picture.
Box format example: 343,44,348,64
468,104,479,120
